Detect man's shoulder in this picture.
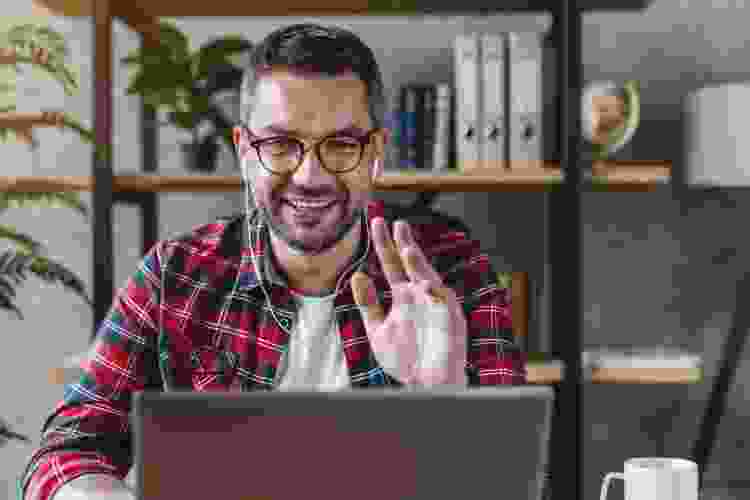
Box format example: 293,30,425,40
156,212,246,264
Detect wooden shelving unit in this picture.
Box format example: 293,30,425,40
0,160,671,193
19,3,697,500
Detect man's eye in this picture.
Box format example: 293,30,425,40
263,139,297,155
325,138,360,152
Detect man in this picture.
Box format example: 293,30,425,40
20,23,526,500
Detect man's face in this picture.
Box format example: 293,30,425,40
234,69,386,255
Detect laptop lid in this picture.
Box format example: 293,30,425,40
133,386,554,500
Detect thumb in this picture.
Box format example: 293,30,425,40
351,271,386,330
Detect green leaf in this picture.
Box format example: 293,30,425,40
28,254,91,307
0,191,88,218
60,113,110,163
497,272,512,290
0,224,46,254
0,249,91,319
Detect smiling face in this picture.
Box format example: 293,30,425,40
234,69,387,256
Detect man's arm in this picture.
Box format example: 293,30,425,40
20,243,165,500
445,243,527,385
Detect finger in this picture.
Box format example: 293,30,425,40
414,279,450,305
351,271,386,330
394,222,443,285
371,217,408,286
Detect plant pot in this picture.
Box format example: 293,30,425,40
180,136,220,172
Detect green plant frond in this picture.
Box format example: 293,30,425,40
0,224,45,254
0,191,88,218
28,254,91,306
5,24,69,60
6,54,79,95
0,249,91,319
156,22,191,63
59,114,110,163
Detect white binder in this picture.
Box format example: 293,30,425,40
508,31,544,170
481,33,505,170
453,33,481,171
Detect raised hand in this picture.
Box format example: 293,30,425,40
351,217,467,387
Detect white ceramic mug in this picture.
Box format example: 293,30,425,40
600,457,698,500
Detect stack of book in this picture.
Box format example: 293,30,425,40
391,30,557,173
393,82,454,172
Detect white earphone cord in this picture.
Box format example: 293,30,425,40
240,162,373,337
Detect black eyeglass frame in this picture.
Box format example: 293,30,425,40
240,124,380,176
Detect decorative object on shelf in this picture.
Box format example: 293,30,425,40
582,80,641,171
0,24,105,159
121,21,252,172
684,81,750,186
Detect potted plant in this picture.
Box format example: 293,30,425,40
0,22,94,448
121,21,252,172
0,23,92,319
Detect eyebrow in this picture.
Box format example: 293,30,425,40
258,123,369,139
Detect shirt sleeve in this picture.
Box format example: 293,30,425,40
457,252,527,386
19,242,165,500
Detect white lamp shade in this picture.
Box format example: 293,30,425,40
685,82,750,187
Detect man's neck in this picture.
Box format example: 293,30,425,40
269,220,362,295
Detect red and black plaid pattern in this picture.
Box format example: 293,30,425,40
20,199,526,500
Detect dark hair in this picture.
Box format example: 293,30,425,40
240,23,385,129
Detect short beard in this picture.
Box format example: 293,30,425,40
258,204,363,256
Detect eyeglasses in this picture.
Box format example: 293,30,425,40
241,125,379,175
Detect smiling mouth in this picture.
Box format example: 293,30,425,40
282,198,339,212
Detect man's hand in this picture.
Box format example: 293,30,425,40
351,217,467,387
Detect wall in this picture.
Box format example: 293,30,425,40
3,0,750,499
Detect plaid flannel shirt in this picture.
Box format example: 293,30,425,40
20,199,526,500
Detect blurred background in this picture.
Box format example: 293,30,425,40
3,0,750,499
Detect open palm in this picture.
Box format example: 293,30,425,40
351,218,467,386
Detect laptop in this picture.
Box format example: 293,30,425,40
132,386,554,500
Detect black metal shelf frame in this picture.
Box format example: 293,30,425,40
87,3,621,500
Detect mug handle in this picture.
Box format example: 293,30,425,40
600,472,624,500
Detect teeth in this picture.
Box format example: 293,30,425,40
288,200,334,209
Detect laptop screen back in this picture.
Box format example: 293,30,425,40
133,387,553,500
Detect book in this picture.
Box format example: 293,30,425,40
582,346,702,370
481,32,506,170
454,33,482,172
432,83,453,171
420,84,437,170
399,85,419,170
508,31,544,170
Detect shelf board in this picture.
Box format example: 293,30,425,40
0,175,242,193
374,160,671,192
32,0,653,39
0,112,67,130
527,362,702,385
33,0,654,16
0,162,671,194
33,0,160,44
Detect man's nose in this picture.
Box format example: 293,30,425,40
291,147,336,185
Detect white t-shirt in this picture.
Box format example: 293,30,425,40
276,290,350,391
